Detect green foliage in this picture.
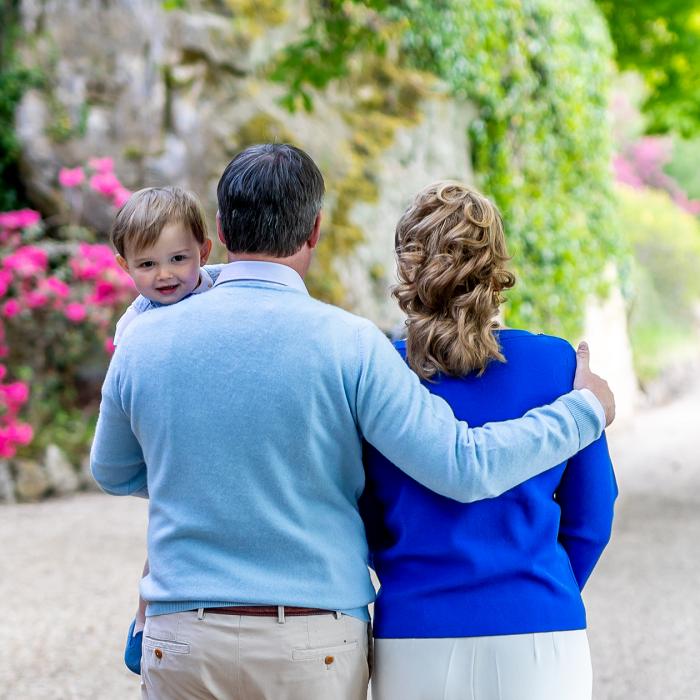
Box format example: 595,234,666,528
270,0,398,112
45,97,89,144
595,0,700,136
399,0,620,337
667,136,700,201
618,184,700,380
227,0,288,27
5,230,132,463
271,0,620,336
0,1,43,210
162,0,187,10
234,112,296,149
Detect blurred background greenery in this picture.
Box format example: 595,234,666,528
1,0,699,482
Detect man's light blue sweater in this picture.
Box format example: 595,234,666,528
91,263,603,619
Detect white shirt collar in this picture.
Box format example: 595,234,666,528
193,267,215,294
213,260,308,295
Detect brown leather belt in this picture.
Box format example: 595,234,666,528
201,606,333,617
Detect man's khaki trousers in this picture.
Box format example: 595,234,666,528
140,609,370,700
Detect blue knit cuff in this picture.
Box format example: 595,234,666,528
561,390,604,449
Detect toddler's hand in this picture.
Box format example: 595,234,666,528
124,618,143,676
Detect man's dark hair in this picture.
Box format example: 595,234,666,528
217,143,325,256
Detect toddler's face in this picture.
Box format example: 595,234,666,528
119,222,211,304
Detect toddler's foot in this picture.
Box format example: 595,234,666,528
124,619,143,675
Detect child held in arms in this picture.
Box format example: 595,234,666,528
112,186,222,345
109,186,222,674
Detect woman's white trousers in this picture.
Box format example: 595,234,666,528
372,630,591,700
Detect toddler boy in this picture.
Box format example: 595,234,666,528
109,186,221,674
112,186,222,345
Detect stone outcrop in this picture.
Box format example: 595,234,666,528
13,458,49,502
45,444,81,495
0,446,85,503
16,0,473,325
0,461,16,504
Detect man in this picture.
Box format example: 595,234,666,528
92,143,614,699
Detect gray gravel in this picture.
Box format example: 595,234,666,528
1,384,698,699
585,383,700,699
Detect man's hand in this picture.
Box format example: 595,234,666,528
574,341,615,427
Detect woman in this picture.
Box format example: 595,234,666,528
362,181,617,700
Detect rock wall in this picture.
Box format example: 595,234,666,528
0,444,94,504
16,0,474,325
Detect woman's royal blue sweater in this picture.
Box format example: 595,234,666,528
362,330,617,638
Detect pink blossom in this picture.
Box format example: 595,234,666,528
0,345,7,359
7,422,33,445
58,166,86,188
88,157,114,173
112,186,132,209
0,439,16,459
71,243,119,281
89,172,122,198
0,229,20,247
2,381,29,406
113,266,136,290
88,280,122,306
0,365,6,381
104,337,115,355
613,155,643,189
615,137,700,214
0,418,33,456
0,269,12,297
25,291,49,309
0,209,41,231
42,276,71,298
2,299,22,318
3,245,49,277
64,302,87,322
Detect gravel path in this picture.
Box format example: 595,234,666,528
1,383,699,699
585,381,700,699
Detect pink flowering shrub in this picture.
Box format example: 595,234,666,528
0,206,135,461
58,156,132,211
614,137,700,216
58,167,85,188
0,363,33,458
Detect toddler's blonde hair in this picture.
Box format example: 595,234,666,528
111,186,208,257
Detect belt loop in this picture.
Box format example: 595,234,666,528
334,611,342,620
197,608,205,621
277,606,286,624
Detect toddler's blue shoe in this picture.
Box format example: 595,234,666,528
124,619,143,675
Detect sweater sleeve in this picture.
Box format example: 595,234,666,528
90,354,148,497
555,432,617,589
355,323,604,503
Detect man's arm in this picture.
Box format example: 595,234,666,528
355,324,613,504
90,357,148,497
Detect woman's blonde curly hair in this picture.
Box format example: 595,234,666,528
393,181,516,380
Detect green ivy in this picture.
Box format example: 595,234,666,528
270,0,397,113
595,0,700,137
0,1,43,210
396,0,621,337
273,0,621,338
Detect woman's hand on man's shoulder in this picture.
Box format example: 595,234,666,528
573,341,615,427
